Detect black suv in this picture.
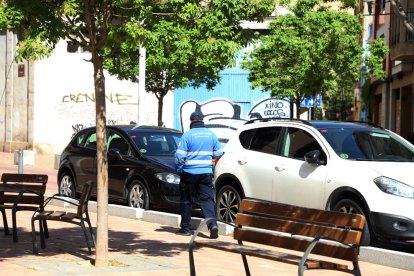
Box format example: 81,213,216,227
58,125,183,210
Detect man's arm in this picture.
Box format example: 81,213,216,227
212,135,224,159
175,135,188,174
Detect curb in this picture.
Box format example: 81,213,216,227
49,197,234,235
360,247,414,271
49,197,414,271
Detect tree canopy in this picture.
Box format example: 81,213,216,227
241,0,387,118
103,0,277,126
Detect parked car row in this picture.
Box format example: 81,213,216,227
58,119,414,246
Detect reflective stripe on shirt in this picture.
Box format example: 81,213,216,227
186,150,213,156
176,149,187,155
176,149,217,157
185,159,213,165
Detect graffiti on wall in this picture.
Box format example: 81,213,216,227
248,98,289,118
56,91,138,125
179,97,290,143
71,123,88,136
54,92,138,139
70,119,120,137
62,92,138,105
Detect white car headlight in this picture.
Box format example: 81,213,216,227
374,176,414,199
155,172,180,185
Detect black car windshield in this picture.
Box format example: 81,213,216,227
129,131,182,156
318,127,414,162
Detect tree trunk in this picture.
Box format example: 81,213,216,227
312,93,318,120
92,54,109,267
157,92,165,127
295,99,301,119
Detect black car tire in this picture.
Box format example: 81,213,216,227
216,185,241,223
333,198,375,246
59,172,76,199
128,180,150,209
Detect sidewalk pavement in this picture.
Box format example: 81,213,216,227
1,200,414,276
1,152,414,275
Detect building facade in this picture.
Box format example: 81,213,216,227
361,0,414,142
0,33,172,158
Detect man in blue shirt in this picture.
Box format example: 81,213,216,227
175,111,223,238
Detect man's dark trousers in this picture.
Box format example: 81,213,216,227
179,172,217,231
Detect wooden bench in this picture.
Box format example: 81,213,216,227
189,198,365,276
0,173,48,242
31,181,95,255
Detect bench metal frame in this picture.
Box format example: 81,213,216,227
31,181,95,255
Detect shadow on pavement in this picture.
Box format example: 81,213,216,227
0,225,189,260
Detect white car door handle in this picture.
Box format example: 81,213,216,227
238,159,247,165
274,165,285,172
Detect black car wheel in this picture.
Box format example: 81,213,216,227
128,180,150,209
216,185,241,223
59,172,76,199
333,198,375,246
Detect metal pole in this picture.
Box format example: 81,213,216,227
18,148,23,174
138,45,146,125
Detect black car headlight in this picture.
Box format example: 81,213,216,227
155,172,180,185
374,176,414,199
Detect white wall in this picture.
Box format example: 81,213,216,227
33,40,173,154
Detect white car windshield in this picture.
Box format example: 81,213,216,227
318,127,414,162
130,132,182,157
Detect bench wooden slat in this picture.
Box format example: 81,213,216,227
234,228,358,262
62,213,78,220
1,173,48,184
0,195,44,205
37,211,78,221
48,211,66,218
0,183,46,193
6,205,40,211
239,199,365,230
235,213,362,245
194,240,350,271
38,211,54,216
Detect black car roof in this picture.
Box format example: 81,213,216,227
114,124,182,134
79,124,182,134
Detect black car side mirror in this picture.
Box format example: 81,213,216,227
109,148,124,160
304,150,326,165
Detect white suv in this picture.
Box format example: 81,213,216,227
214,118,414,245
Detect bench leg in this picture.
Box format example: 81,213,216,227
85,213,95,246
31,217,39,255
12,209,18,242
241,254,251,276
42,220,49,238
39,219,46,249
189,243,196,276
80,220,93,255
238,241,251,276
353,261,361,276
1,208,10,235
